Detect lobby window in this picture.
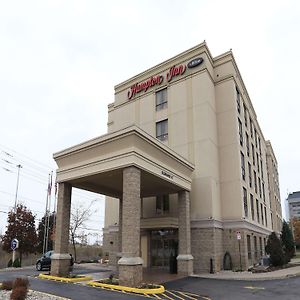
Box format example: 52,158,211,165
156,88,167,111
247,235,252,261
236,88,241,113
254,171,257,193
246,133,250,156
248,162,252,187
241,152,245,180
254,236,258,259
243,187,248,218
259,237,263,257
156,119,168,141
156,195,169,215
256,199,260,223
250,194,254,220
244,104,248,127
238,119,243,146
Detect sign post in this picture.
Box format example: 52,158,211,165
11,238,19,266
236,231,242,271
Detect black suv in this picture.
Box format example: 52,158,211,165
36,250,74,271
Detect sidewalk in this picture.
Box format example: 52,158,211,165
193,259,300,281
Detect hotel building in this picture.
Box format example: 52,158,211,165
52,42,282,286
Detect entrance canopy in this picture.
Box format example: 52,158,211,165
53,125,194,198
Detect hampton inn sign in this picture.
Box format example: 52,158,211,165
127,57,204,99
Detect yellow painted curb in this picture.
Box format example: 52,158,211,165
88,280,165,295
38,273,92,283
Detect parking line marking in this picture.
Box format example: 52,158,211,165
175,291,198,300
165,290,185,300
244,286,265,290
160,292,174,300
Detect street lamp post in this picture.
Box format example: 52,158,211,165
14,164,22,211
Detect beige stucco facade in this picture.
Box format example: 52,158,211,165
51,42,282,283
103,42,283,273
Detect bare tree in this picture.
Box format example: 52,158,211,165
70,200,97,262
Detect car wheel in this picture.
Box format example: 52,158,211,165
36,262,42,271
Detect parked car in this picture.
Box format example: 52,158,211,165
36,250,74,271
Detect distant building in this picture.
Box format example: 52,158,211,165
287,191,300,220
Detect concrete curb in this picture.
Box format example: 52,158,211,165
192,271,300,281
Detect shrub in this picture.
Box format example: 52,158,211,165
7,259,12,267
10,286,27,300
265,232,285,266
12,258,21,268
1,280,13,290
13,278,29,290
281,220,295,262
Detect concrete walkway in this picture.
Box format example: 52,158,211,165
193,259,300,281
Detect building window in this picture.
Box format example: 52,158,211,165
247,235,252,261
156,119,168,141
238,119,243,146
262,183,265,202
261,160,264,179
244,104,248,127
258,178,262,198
258,137,261,154
241,152,245,180
257,153,260,173
256,199,260,223
250,118,253,138
254,171,257,193
248,162,252,188
259,237,263,257
156,195,169,215
250,194,254,220
255,129,258,148
264,206,267,226
271,212,273,229
261,203,264,224
156,88,167,111
254,236,258,259
243,187,248,218
252,144,255,165
236,88,241,113
246,133,250,156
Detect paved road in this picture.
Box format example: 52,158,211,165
164,276,300,300
1,266,300,299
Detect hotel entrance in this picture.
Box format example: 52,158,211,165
150,229,178,269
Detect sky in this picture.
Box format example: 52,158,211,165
0,0,299,242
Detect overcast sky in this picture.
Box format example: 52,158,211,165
0,0,299,240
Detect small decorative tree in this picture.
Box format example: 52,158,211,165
265,232,284,267
1,204,38,265
281,220,295,262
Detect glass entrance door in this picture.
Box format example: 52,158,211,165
150,229,178,268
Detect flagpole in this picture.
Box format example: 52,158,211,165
45,171,53,253
42,173,50,254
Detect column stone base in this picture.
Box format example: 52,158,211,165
177,254,194,276
119,264,143,287
51,254,72,277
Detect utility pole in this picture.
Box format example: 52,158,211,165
14,164,22,212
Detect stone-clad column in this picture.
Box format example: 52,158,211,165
51,182,72,276
177,190,193,275
118,167,143,287
116,197,122,271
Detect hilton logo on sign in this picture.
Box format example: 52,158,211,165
187,57,204,69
